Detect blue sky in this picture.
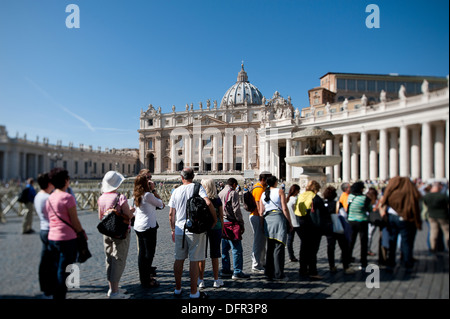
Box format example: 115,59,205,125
0,0,448,150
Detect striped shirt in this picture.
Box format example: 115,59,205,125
347,194,371,222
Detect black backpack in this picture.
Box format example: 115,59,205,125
185,182,214,234
243,185,262,212
17,188,29,204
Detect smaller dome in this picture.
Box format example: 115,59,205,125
220,64,264,107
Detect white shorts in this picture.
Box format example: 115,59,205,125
174,233,207,262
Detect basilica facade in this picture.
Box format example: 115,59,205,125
138,64,449,183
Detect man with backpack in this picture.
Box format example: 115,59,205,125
19,178,37,234
168,167,217,299
247,171,272,274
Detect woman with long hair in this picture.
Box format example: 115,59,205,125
258,176,293,280
133,174,164,288
198,179,224,288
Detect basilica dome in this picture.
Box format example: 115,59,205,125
220,64,264,107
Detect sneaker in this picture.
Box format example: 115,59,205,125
190,291,208,299
344,267,356,275
232,272,250,280
107,288,128,297
330,266,338,273
174,289,183,298
198,279,205,288
213,279,224,288
109,292,130,299
251,268,265,274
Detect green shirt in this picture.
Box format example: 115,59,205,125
347,194,371,222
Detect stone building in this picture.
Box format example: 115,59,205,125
138,64,449,183
0,125,139,181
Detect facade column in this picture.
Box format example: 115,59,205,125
286,138,292,182
342,133,350,182
325,139,333,182
379,129,388,181
333,137,341,182
155,137,161,174
223,132,228,171
243,132,248,171
421,122,432,181
360,131,369,181
446,118,449,181
350,134,359,181
410,126,421,180
389,129,399,178
434,123,445,179
198,134,202,171
265,139,270,172
369,131,378,180
212,133,219,171
399,125,410,177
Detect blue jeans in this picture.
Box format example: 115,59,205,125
49,239,78,299
387,214,417,269
39,230,56,296
221,238,243,274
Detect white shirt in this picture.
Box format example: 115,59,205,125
34,191,50,230
133,192,164,232
287,195,300,228
168,183,208,235
261,188,282,213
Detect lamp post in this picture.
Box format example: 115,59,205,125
48,152,63,170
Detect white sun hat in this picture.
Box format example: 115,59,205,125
101,171,125,193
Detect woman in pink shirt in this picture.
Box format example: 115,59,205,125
98,171,135,299
46,167,86,299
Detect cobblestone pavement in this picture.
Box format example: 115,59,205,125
0,207,448,300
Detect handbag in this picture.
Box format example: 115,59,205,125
331,214,344,234
48,201,92,263
97,194,129,239
222,221,242,241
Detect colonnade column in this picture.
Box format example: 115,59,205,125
421,122,432,181
333,137,341,182
342,133,350,182
369,132,378,180
410,126,421,179
389,129,399,178
360,131,369,181
265,139,270,172
351,134,359,181
379,129,388,181
434,123,445,179
325,138,333,182
212,133,219,171
399,125,410,177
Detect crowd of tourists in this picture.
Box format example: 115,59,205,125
14,166,449,299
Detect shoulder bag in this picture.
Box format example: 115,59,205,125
97,193,129,239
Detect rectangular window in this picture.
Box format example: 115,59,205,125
367,80,376,92
337,79,346,90
347,79,356,91
357,80,366,92
377,80,386,92
387,81,396,92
